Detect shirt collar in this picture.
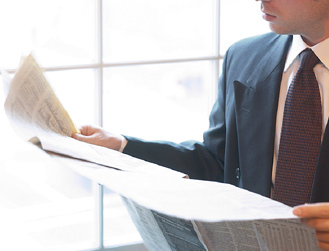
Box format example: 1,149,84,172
284,35,329,72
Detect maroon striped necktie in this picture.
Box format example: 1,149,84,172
273,48,322,207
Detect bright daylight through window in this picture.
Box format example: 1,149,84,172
0,0,269,250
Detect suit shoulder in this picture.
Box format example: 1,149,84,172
220,33,292,84
228,33,290,56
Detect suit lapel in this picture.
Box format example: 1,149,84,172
311,120,329,202
233,35,292,197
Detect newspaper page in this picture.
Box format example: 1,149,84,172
195,219,320,251
121,197,173,251
121,197,208,251
151,211,207,251
3,54,79,142
252,219,319,251
46,136,187,179
46,153,320,251
122,195,319,251
195,221,260,250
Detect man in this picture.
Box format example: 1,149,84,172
74,0,329,249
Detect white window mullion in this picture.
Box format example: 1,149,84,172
96,0,104,127
206,0,221,113
95,0,105,250
212,0,221,108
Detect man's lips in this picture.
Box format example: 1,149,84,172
262,11,277,21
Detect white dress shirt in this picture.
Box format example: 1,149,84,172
272,35,329,187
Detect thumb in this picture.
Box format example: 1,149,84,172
72,132,88,142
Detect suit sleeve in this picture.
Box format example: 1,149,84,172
123,137,222,181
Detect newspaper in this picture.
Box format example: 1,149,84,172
121,197,208,251
3,54,79,142
48,154,320,251
42,134,187,178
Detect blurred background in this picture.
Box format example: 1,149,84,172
0,0,269,250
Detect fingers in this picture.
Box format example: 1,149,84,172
300,218,329,231
293,203,329,230
293,203,329,218
78,125,99,136
72,125,101,145
77,125,88,135
316,232,329,250
293,203,329,250
72,124,124,151
72,131,89,142
317,231,329,241
318,240,329,251
316,231,329,251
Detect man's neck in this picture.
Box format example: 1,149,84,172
301,29,329,46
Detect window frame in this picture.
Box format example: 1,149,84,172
1,0,222,250
95,1,221,249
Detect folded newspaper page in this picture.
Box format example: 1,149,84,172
49,154,320,251
42,133,187,179
3,54,79,142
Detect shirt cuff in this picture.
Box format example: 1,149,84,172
119,135,128,152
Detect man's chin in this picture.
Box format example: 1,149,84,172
267,24,292,35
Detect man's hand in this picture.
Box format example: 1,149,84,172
293,203,329,250
73,125,127,152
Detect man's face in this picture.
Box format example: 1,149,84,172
258,0,329,45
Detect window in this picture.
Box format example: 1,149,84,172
0,0,270,250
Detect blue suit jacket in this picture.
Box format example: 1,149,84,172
123,32,329,203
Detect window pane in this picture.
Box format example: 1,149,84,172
103,0,217,63
44,69,96,126
103,192,143,246
220,0,270,54
0,0,97,69
103,61,215,142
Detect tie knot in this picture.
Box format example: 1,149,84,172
299,48,319,71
